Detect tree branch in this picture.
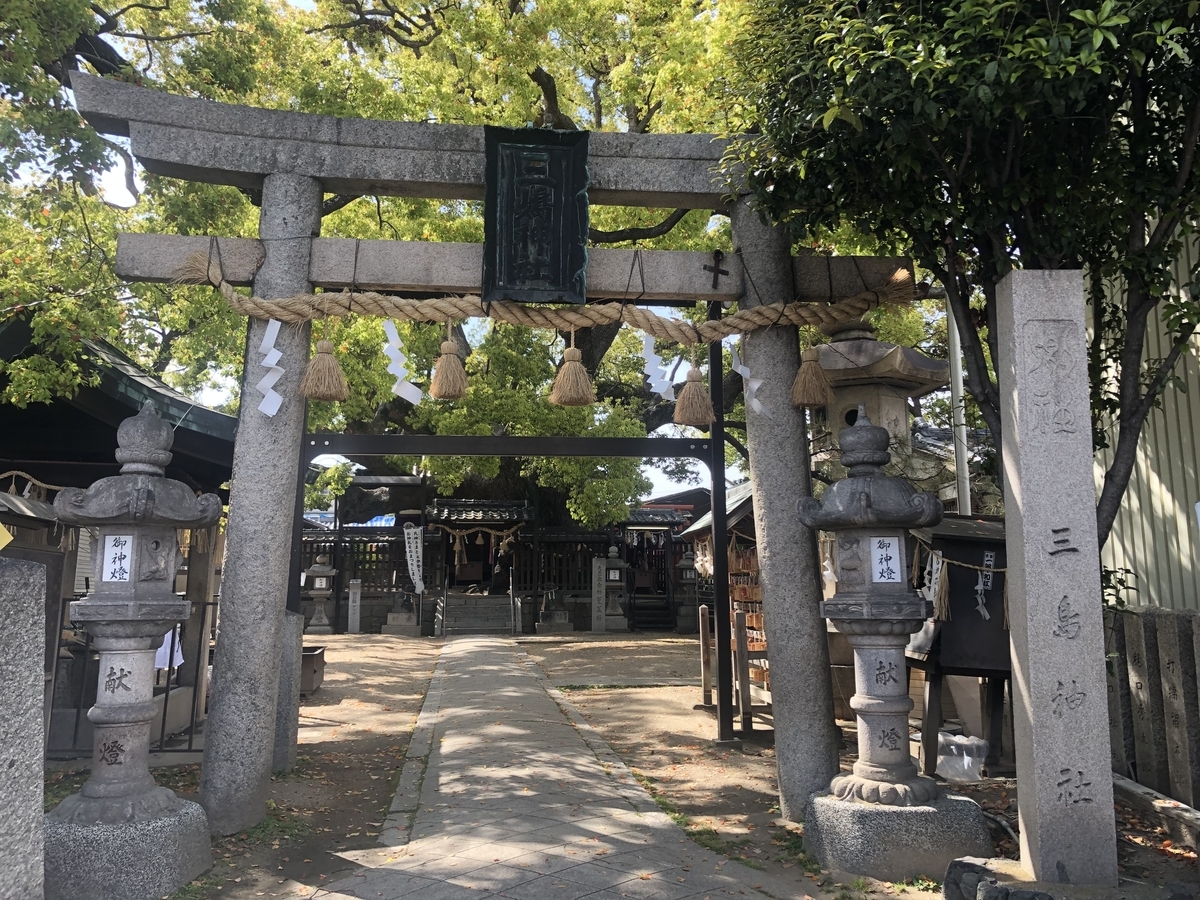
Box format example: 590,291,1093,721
100,138,140,202
589,208,689,244
529,67,577,130
322,194,360,216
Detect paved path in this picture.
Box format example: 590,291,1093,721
316,636,793,900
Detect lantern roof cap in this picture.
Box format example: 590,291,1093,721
797,406,943,531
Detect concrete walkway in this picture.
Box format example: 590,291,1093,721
316,636,794,900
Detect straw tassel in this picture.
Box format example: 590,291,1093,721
549,331,595,406
933,556,951,621
674,366,715,427
791,346,834,408
431,324,468,400
300,338,350,402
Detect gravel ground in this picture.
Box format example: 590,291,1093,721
43,631,1200,899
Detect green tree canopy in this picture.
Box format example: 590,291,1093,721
0,0,754,526
732,0,1200,547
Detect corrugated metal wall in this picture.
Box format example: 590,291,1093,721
1097,240,1200,610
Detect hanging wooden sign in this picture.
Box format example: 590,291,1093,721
483,126,589,305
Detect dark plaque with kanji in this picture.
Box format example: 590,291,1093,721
483,126,589,305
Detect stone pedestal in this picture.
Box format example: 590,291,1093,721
0,558,46,900
537,609,573,634
804,793,992,882
46,402,219,900
997,270,1118,884
382,611,421,636
306,598,333,635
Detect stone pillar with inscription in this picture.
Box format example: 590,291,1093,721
44,402,220,900
798,408,992,881
591,557,606,633
997,270,1118,885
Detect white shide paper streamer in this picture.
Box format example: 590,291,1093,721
729,342,772,419
255,318,285,417
640,334,675,401
383,320,424,405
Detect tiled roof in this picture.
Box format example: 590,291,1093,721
426,500,533,524
625,507,687,526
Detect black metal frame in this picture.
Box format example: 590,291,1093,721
288,428,736,741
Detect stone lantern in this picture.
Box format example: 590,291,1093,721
796,406,991,880
674,550,699,634
46,401,220,900
304,554,336,635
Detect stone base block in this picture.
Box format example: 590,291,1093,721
605,616,629,631
45,800,212,900
804,792,993,882
537,621,574,634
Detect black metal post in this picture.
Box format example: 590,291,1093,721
708,301,735,742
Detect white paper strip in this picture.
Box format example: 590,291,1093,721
383,320,424,405
255,318,284,417
640,334,675,401
729,343,772,419
870,535,901,583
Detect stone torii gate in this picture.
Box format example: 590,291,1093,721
68,73,1122,886
75,72,893,836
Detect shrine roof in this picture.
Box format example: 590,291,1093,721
625,507,688,527
426,499,533,524
680,480,755,538
0,319,235,495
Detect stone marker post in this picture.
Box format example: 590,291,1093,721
1103,607,1136,779
731,198,839,817
591,558,606,633
348,578,363,634
178,527,217,709
46,402,220,900
201,173,320,834
1125,607,1170,793
996,270,1118,884
1157,609,1200,806
0,557,46,900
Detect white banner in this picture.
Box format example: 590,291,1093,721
403,522,425,595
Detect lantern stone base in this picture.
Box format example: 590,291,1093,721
44,800,212,900
803,792,992,882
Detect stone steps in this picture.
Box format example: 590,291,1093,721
440,594,515,635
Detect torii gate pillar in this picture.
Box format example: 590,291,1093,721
199,174,320,834
731,198,840,818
